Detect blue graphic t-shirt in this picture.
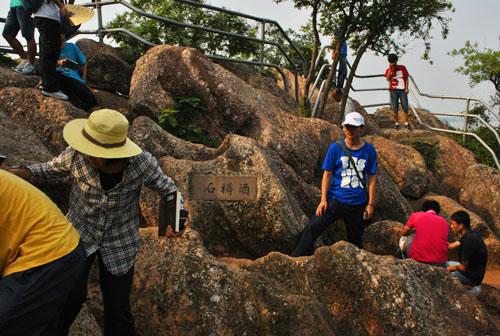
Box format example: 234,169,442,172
322,139,377,205
57,42,86,84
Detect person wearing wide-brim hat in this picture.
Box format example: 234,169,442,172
7,109,185,335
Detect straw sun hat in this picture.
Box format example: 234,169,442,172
63,109,142,159
66,4,94,26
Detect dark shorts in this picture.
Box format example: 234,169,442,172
2,6,35,40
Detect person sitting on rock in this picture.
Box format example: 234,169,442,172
446,211,488,294
291,112,377,256
6,109,186,336
399,200,449,267
0,169,86,335
56,33,99,112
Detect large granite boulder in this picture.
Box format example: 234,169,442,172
367,135,434,199
373,106,451,130
0,87,86,154
69,304,102,336
76,39,133,95
460,164,500,237
0,110,52,165
128,45,340,184
371,166,414,224
130,228,495,336
364,220,404,258
0,66,40,89
154,134,309,258
382,129,476,199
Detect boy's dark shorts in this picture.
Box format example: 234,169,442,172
2,6,35,40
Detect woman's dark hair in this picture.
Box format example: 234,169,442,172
451,211,471,230
387,53,398,63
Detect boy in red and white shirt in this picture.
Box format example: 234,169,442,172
385,54,410,130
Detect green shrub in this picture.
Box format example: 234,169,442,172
448,126,500,168
158,96,220,148
408,140,439,173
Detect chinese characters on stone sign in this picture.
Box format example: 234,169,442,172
190,176,257,201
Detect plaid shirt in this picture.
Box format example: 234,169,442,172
28,147,179,276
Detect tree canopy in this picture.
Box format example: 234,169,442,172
107,0,259,62
450,40,500,93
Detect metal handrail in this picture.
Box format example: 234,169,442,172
106,0,300,102
0,0,302,102
308,61,499,169
411,106,500,169
174,0,308,74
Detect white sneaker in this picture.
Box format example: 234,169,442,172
42,90,68,100
13,59,29,72
19,63,35,75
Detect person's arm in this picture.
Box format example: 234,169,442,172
316,170,332,217
447,262,466,272
403,66,409,93
24,147,74,181
448,241,461,249
401,226,413,236
364,174,376,219
82,63,88,81
51,0,68,17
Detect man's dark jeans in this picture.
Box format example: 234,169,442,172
292,199,366,257
0,241,86,336
56,252,136,336
34,17,61,92
390,89,409,113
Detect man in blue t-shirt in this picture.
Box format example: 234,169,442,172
292,112,377,256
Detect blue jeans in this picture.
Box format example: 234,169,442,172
390,89,409,113
446,261,475,286
336,56,348,90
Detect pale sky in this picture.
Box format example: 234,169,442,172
1,0,499,120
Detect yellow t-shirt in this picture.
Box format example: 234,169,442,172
0,170,80,277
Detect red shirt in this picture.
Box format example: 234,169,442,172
385,64,409,90
406,210,449,264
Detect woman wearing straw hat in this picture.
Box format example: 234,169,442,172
7,109,185,336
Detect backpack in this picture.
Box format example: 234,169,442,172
22,0,47,15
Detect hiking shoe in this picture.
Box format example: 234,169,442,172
393,123,399,129
19,63,35,75
404,123,411,130
13,59,29,72
42,90,68,100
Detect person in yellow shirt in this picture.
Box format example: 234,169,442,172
0,169,86,336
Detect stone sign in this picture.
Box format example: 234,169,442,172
190,175,258,201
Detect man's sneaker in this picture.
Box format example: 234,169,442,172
42,90,68,101
13,59,29,72
19,63,35,75
393,123,399,129
404,123,411,130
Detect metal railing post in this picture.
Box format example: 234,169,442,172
96,0,104,43
259,22,265,74
464,99,470,143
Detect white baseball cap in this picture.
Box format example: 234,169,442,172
342,112,365,127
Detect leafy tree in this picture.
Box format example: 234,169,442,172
274,0,323,107
107,0,259,62
318,0,454,122
450,41,500,93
